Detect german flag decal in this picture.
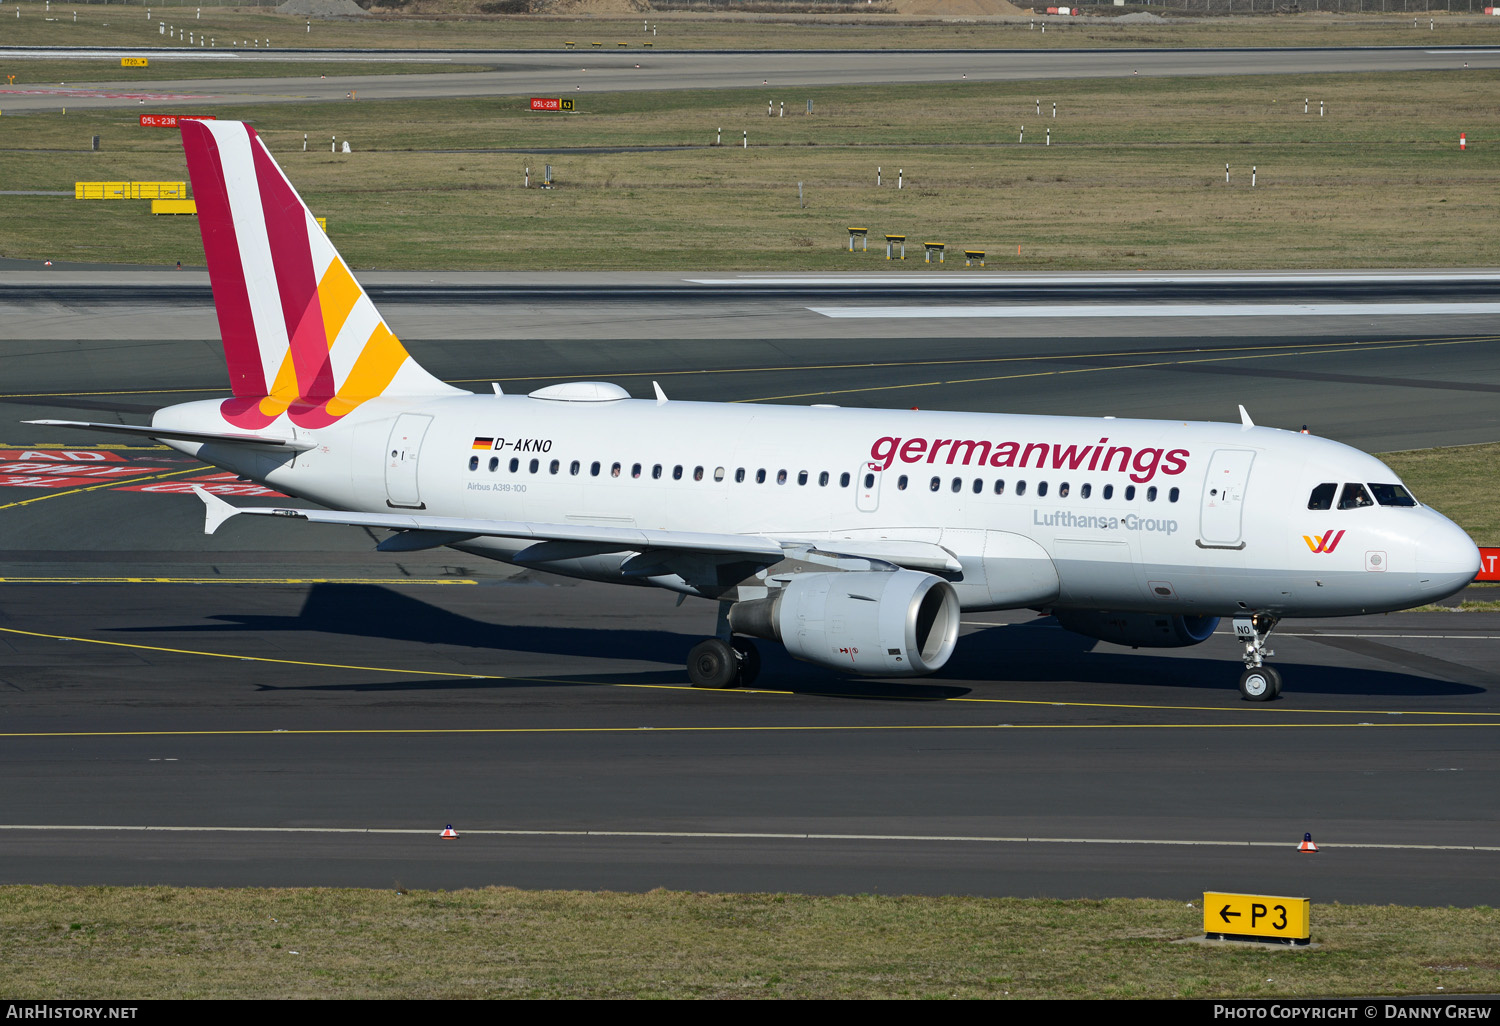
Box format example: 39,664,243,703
472,437,494,450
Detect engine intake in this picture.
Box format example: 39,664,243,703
1053,610,1220,649
729,570,960,677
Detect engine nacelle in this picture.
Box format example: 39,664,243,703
1053,610,1220,649
729,570,960,677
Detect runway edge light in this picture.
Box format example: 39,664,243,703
441,824,459,840
1298,831,1319,853
1203,892,1311,946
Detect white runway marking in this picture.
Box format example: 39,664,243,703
1,823,1495,852
693,272,1500,286
808,303,1500,320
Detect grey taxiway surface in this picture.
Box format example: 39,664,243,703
2,45,1498,112
1,272,1498,902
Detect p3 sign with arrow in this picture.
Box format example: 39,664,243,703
1203,892,1311,945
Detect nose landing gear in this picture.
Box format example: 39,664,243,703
1234,613,1281,701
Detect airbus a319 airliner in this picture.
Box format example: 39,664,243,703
33,120,1480,701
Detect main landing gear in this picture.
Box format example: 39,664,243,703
687,602,761,689
686,637,760,689
1234,613,1281,702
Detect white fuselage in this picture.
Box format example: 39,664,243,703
155,392,1480,618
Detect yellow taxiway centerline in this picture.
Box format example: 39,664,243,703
1,625,1496,721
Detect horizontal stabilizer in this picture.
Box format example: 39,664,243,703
25,419,315,451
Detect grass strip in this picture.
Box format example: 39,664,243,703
2,3,1498,52
1,885,1497,998
3,71,1497,270
1382,442,1500,543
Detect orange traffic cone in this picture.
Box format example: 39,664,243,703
440,824,458,840
1297,832,1318,853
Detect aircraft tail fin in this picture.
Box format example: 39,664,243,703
180,118,459,430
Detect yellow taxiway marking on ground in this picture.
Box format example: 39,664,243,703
0,465,203,511
2,626,1496,723
0,578,477,585
0,443,172,450
445,334,1500,391
10,336,1485,402
738,338,1477,404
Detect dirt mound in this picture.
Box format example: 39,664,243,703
277,0,371,17
892,0,1026,14
543,0,652,12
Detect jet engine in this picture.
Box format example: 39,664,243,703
1052,610,1220,649
729,570,960,677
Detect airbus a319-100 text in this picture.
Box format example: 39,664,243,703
32,120,1481,701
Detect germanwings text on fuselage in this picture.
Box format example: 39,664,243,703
869,435,1190,483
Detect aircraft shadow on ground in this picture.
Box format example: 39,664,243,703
108,584,1480,700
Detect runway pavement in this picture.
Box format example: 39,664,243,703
2,45,1498,112
0,275,1498,902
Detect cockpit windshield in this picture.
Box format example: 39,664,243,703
1338,483,1374,510
1369,483,1417,508
1307,483,1336,511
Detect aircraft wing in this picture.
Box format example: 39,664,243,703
24,419,316,451
192,489,962,572
193,487,787,562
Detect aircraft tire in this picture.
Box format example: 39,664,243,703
688,638,739,689
733,638,761,688
1238,666,1281,702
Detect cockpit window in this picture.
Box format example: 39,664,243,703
1370,483,1417,508
1338,483,1374,510
1307,483,1336,511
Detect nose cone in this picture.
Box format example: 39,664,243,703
1415,512,1481,603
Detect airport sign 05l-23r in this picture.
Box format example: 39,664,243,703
1203,892,1311,945
530,97,576,111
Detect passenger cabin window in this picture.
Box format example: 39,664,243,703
1370,483,1417,507
591,461,601,477
929,476,941,492
694,466,705,482
1146,486,1157,502
529,458,540,474
972,479,982,494
797,470,808,486
777,469,788,485
1080,484,1091,499
818,472,829,487
756,469,767,484
1058,483,1069,498
1339,483,1374,510
863,472,875,490
1016,481,1027,496
714,467,726,482
652,464,663,480
840,472,851,487
1103,484,1113,500
735,468,745,483
898,475,909,491
673,465,684,480
1124,485,1136,501
1169,487,1179,503
510,458,520,473
611,462,622,477
468,456,479,471
631,463,642,479
1037,481,1048,498
994,480,1005,495
570,460,580,475
1307,482,1337,511
488,457,499,472
550,460,560,474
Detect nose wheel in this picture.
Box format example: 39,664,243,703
1233,613,1281,702
1238,665,1282,701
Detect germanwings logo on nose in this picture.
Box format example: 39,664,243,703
1303,530,1346,554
